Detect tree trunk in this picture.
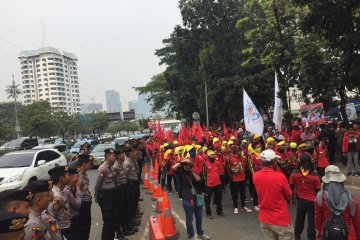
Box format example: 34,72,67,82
339,84,349,124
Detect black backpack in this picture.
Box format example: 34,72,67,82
316,190,355,240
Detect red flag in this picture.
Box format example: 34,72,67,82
166,130,173,143
223,122,229,137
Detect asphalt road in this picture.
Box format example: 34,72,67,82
87,169,360,240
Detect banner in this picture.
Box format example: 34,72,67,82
272,72,283,130
300,103,325,125
243,89,264,135
345,103,357,121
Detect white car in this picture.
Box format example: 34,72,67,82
0,149,67,191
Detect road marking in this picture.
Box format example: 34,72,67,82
171,210,186,229
141,221,149,240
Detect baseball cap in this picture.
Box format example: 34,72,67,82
322,165,346,183
207,150,215,157
260,149,280,162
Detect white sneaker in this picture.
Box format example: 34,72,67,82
233,208,239,214
243,207,252,213
254,206,260,211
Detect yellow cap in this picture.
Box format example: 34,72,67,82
173,140,178,145
277,141,285,146
213,137,219,143
266,137,275,144
298,143,307,149
164,149,172,159
207,150,215,157
230,136,236,140
196,145,202,150
202,146,208,152
221,146,226,151
253,134,261,140
228,140,234,145
175,146,184,155
222,141,227,145
160,145,164,150
163,143,169,147
290,142,297,149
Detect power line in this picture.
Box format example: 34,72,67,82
0,36,23,50
0,23,40,48
0,49,18,60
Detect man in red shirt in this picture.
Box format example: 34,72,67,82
202,150,225,219
253,149,294,240
229,148,251,214
289,154,320,240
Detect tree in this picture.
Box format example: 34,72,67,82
52,110,73,142
293,0,360,123
17,101,56,138
89,112,109,137
5,75,22,138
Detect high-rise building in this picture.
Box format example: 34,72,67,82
128,100,138,112
18,47,80,114
105,90,122,113
80,103,103,114
137,93,153,118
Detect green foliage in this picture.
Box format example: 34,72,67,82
89,112,109,137
106,121,139,135
17,101,56,138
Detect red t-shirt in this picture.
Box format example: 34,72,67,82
317,146,329,168
289,169,321,201
205,161,221,187
166,155,176,175
230,156,246,182
291,129,302,143
194,154,205,175
253,168,293,226
146,144,153,158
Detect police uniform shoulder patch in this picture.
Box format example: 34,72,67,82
32,226,41,231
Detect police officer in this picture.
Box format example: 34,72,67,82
48,166,72,239
0,189,32,215
78,154,93,240
63,166,83,239
23,180,63,240
94,148,117,240
113,148,132,239
0,211,29,240
123,146,140,233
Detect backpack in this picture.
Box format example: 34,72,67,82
316,190,355,240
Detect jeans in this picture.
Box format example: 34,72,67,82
347,152,359,173
182,199,203,238
295,197,315,240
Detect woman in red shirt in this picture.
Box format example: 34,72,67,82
247,142,263,211
230,148,252,214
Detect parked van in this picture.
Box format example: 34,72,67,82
6,137,38,150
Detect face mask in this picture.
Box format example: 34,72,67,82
189,151,196,158
208,157,215,163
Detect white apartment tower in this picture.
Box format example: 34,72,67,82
18,47,80,114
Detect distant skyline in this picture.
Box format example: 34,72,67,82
0,0,182,107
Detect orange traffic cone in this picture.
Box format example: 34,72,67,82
154,158,159,176
143,164,149,189
155,186,164,213
156,215,163,233
151,177,159,201
161,193,179,239
148,162,155,194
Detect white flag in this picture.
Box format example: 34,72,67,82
273,72,283,130
243,89,264,135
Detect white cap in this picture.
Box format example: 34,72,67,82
260,149,280,162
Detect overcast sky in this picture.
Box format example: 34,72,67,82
0,0,182,110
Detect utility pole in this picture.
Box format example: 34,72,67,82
12,74,20,139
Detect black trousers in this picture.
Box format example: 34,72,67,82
230,180,246,209
295,197,316,240
137,159,143,181
248,174,258,206
115,184,127,236
60,228,72,240
317,167,326,179
125,180,138,223
99,188,117,240
166,174,177,192
204,185,222,215
78,201,91,240
69,215,79,239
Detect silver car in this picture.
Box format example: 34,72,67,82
90,144,115,167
